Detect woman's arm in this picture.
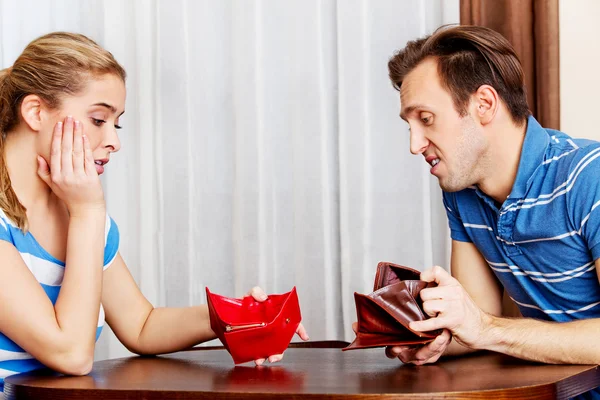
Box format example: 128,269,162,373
101,253,215,354
102,254,309,360
0,210,103,375
0,119,106,375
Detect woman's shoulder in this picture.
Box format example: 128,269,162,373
0,208,17,243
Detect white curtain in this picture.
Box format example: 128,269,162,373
0,0,458,360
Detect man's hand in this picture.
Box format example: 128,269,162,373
409,266,490,349
351,321,452,365
385,329,452,365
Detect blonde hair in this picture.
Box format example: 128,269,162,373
0,32,126,231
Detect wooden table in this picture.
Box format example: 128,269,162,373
5,345,600,399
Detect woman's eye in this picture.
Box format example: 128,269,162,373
92,118,106,127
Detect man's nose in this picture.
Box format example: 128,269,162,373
409,129,429,155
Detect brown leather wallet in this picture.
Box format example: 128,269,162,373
343,261,442,351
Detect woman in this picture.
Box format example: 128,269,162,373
0,32,308,392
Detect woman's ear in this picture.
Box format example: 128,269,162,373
471,85,499,125
20,94,45,132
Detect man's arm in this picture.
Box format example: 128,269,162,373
443,240,504,356
411,258,600,364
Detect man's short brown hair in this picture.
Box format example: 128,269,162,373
388,25,530,125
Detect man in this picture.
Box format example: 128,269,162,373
383,24,600,397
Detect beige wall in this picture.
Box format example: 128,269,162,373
559,0,600,140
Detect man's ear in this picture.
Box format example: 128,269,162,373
20,94,46,132
471,85,499,125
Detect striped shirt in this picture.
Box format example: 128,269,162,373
0,209,119,393
444,116,600,399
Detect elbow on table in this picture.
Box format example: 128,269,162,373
125,343,156,357
49,348,95,376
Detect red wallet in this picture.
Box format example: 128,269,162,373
343,262,441,351
206,287,302,364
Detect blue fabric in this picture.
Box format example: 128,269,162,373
0,213,119,392
443,116,600,399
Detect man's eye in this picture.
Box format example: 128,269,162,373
92,118,106,126
422,117,431,124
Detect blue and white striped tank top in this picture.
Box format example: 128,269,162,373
0,209,119,392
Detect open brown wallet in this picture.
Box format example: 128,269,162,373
343,262,442,351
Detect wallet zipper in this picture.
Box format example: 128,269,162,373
225,322,266,332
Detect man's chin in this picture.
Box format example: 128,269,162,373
437,179,469,193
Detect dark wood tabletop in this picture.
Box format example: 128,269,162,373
4,342,600,399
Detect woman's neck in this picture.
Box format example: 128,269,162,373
4,130,55,211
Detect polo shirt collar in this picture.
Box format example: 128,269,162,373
508,115,549,200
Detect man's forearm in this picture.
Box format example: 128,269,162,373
134,305,216,355
477,314,600,364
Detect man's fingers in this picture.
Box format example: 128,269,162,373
420,265,454,286
410,334,451,365
427,330,452,353
385,345,417,360
422,299,446,317
419,285,459,302
386,346,402,359
410,317,445,333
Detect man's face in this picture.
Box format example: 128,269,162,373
400,57,488,192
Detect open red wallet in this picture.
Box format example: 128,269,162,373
343,262,442,351
206,286,302,364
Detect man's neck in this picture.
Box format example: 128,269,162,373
476,117,528,205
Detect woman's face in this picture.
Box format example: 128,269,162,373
37,73,126,175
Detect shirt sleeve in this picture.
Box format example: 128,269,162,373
567,145,600,261
442,191,472,243
0,215,12,243
103,215,120,270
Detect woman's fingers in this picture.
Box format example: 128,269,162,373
50,121,62,179
295,323,309,341
247,286,268,301
253,353,284,366
268,353,283,363
36,155,51,185
83,134,97,176
72,120,84,174
61,116,74,175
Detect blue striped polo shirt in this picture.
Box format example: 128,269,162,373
444,115,600,399
0,210,119,393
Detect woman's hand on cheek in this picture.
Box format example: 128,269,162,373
36,116,106,216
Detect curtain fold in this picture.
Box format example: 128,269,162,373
0,0,458,360
460,0,560,130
